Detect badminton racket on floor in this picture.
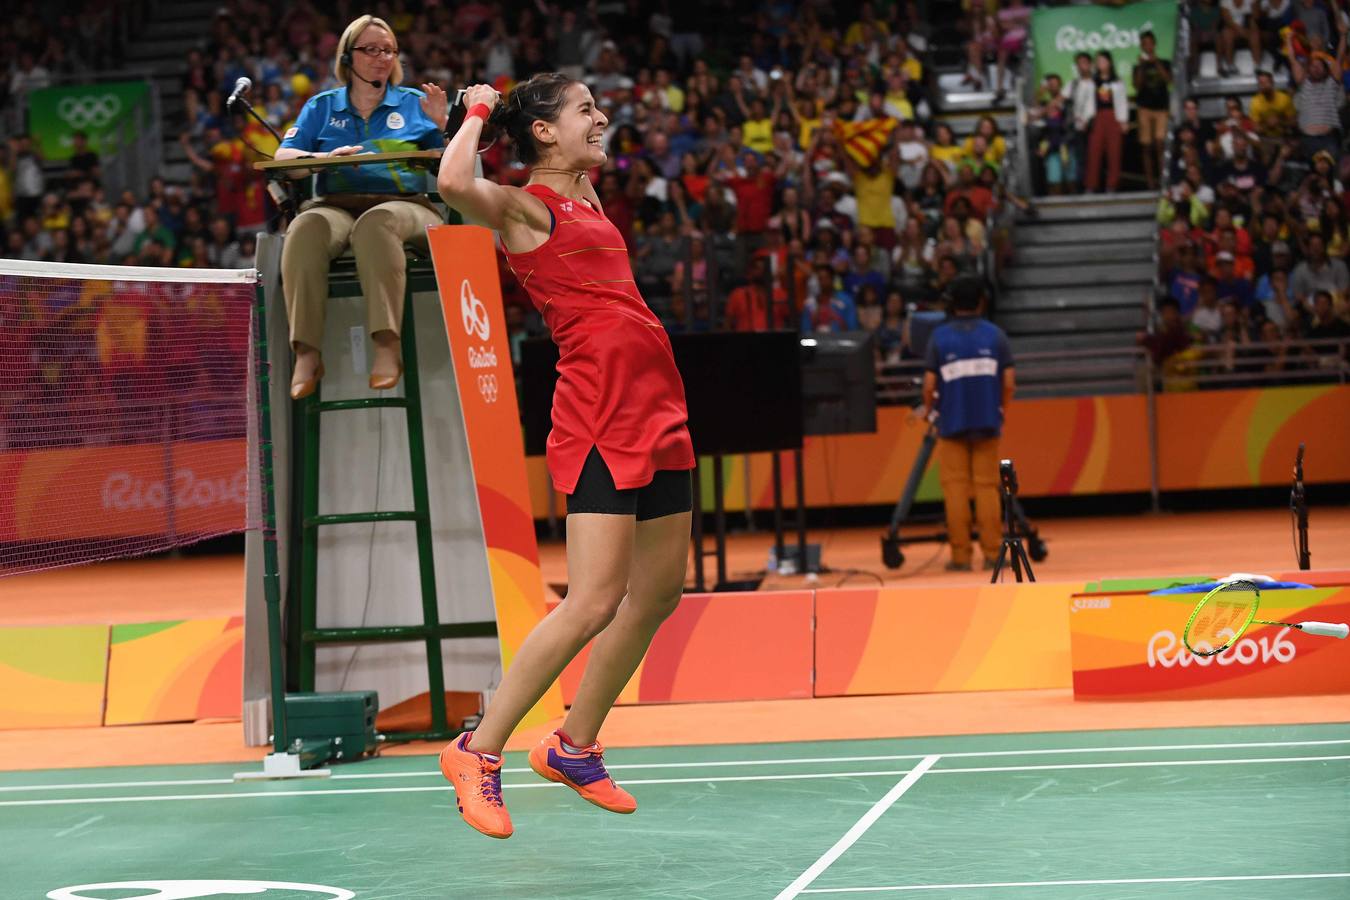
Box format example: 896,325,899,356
1182,578,1349,657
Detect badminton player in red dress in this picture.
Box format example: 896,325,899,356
435,74,695,839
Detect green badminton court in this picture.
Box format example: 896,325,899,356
4,722,1348,899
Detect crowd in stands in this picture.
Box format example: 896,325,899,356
2,0,1026,386
1146,7,1350,385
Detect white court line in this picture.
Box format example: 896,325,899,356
0,754,1345,808
774,756,941,900
798,873,1350,893
52,815,102,838
931,754,1350,776
0,778,233,794
2,755,1339,809
10,737,1350,793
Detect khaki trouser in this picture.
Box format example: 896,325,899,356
280,196,442,351
937,434,1002,566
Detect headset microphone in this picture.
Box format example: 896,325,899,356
341,46,383,89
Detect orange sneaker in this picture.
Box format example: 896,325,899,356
439,732,513,839
528,729,637,814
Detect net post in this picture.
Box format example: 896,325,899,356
252,279,290,755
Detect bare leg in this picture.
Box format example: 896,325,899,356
467,513,636,755
563,510,692,745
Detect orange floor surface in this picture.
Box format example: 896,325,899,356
1,506,1347,772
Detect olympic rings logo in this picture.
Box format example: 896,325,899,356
56,94,123,128
461,278,490,341
477,373,499,404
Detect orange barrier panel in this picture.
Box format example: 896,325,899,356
429,225,562,729
0,625,109,728
1157,385,1350,490
815,584,1082,696
103,617,242,725
1070,587,1350,700
552,591,814,705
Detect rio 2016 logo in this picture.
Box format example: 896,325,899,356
1146,628,1296,668
48,881,354,899
460,278,490,341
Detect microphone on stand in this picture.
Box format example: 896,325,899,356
226,76,252,111
224,75,284,143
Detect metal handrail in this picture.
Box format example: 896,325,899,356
1159,336,1350,388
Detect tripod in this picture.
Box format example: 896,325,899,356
1292,442,1310,570
881,417,1047,570
990,458,1036,583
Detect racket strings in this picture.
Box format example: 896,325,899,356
1184,583,1260,655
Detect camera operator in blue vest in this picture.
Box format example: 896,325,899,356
916,276,1016,572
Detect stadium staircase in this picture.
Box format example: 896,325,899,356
123,0,222,188
998,193,1156,354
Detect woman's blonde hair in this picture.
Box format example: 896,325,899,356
334,15,403,87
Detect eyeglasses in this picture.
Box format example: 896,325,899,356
352,46,397,59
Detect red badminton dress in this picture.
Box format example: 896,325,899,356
502,184,694,493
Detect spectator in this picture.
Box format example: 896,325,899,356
1084,51,1127,194
1192,276,1226,340
1219,0,1263,77
1030,73,1076,194
1251,70,1297,150
1065,52,1096,193
1214,251,1257,309
1307,289,1350,343
1134,31,1173,190
1139,295,1196,365
1286,32,1344,158
802,262,859,332
724,256,788,331
1191,0,1225,77
1168,243,1204,315
1290,232,1349,306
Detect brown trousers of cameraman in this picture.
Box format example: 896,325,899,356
937,434,1002,566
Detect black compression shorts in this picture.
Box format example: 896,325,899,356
566,447,692,521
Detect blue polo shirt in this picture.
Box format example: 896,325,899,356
280,85,444,195
924,316,1013,439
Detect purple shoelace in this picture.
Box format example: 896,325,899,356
547,747,611,787
477,761,504,806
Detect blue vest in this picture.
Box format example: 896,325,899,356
925,317,1012,438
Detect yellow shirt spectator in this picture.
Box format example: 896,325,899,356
931,142,966,172
844,17,889,48
662,84,685,113
962,134,1007,164
743,117,774,154
853,166,897,231
1250,88,1295,136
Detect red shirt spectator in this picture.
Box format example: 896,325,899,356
724,158,776,234
725,279,790,331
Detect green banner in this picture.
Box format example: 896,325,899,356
1031,0,1178,98
27,81,150,161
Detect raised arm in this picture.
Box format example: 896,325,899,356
436,84,550,249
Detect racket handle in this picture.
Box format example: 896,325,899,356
1298,621,1350,639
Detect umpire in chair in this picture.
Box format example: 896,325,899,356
276,13,449,399
917,276,1016,572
